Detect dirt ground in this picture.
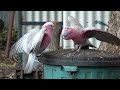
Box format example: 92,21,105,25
0,48,21,79
0,49,43,79
0,27,43,79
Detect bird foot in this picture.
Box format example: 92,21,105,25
71,49,80,55
36,54,42,57
71,49,76,52
76,49,80,53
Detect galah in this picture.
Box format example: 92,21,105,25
9,22,54,74
62,26,120,52
67,16,96,49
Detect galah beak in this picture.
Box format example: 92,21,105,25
62,27,72,38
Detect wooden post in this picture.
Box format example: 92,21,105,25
47,22,62,51
5,11,16,58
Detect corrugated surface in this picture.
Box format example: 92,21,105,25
21,11,63,68
21,11,110,49
62,11,110,49
0,11,18,29
20,11,111,69
22,11,63,35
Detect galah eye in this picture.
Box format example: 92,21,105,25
62,27,72,37
51,25,53,27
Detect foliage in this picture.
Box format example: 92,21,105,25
0,25,17,50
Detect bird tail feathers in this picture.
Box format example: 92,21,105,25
24,52,37,74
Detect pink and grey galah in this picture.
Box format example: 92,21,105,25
9,22,54,74
62,26,120,52
67,16,96,49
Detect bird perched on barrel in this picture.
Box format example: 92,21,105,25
67,16,96,49
9,22,54,74
62,26,120,52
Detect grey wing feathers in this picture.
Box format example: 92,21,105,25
68,16,83,30
9,29,39,57
84,30,120,46
29,28,46,53
9,34,27,57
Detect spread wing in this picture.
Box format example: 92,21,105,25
83,29,120,46
68,16,95,47
29,28,46,52
68,16,83,30
9,29,40,57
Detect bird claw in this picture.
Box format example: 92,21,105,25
76,49,80,53
36,54,42,57
72,49,80,55
76,46,81,53
71,49,76,52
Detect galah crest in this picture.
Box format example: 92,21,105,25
62,26,120,52
67,16,96,49
9,22,54,74
67,16,83,30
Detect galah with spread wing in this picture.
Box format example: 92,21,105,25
62,26,120,52
9,22,54,74
67,16,96,49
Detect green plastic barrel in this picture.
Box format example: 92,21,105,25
39,49,120,79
